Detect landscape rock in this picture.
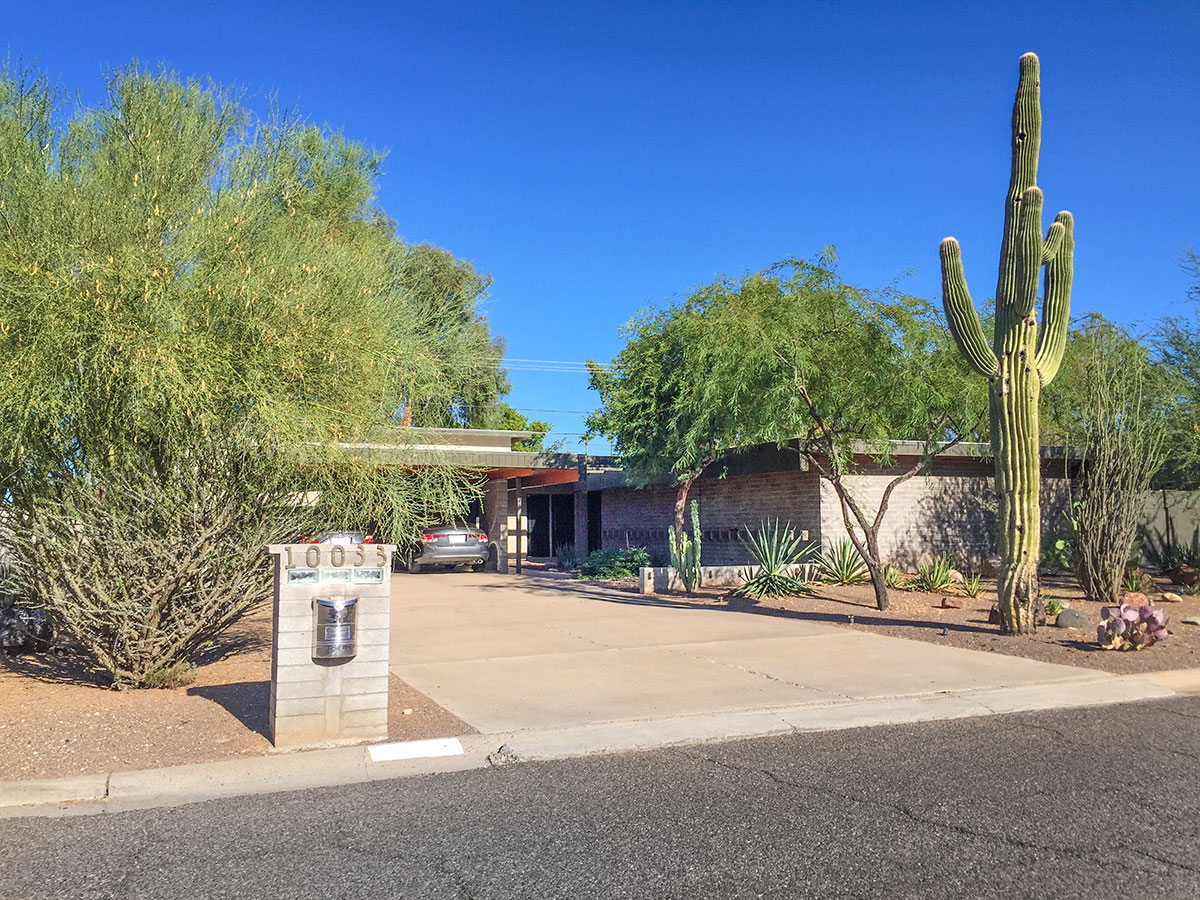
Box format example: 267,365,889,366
1170,564,1200,587
981,557,1002,579
1182,616,1200,626
1160,592,1183,603
1054,608,1089,630
941,597,964,609
948,569,965,585
1121,592,1150,608
987,604,1000,625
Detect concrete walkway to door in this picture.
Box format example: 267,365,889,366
389,571,1174,759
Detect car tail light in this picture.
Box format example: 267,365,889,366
364,534,375,543
478,532,487,542
422,534,436,542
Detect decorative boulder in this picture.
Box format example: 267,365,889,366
941,597,964,609
948,569,965,584
981,557,1002,579
1121,592,1150,608
1170,564,1200,587
1160,592,1183,603
1055,608,1089,630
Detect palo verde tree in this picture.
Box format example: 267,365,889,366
586,288,743,562
0,66,501,684
697,255,984,611
938,53,1075,634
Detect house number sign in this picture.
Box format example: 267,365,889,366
284,544,388,585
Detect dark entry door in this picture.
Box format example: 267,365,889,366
526,494,550,557
551,493,574,556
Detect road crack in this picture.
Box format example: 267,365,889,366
685,750,1200,875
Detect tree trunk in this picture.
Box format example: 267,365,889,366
866,556,889,612
673,474,698,560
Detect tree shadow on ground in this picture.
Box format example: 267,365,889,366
188,680,271,739
0,646,109,687
458,570,1000,637
0,631,265,688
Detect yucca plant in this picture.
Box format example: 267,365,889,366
963,573,983,599
913,554,956,593
884,566,907,589
733,519,817,600
818,540,869,586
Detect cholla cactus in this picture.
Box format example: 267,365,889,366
1096,604,1171,650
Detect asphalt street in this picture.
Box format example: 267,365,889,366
3,697,1198,899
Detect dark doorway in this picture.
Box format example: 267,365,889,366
551,493,574,557
526,494,550,556
587,490,602,553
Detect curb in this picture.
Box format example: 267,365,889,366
0,670,1188,817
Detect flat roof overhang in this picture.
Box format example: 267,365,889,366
336,444,579,485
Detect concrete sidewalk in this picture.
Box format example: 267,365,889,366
2,572,1192,816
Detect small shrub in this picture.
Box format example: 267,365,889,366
554,542,577,571
1142,527,1200,574
913,554,956,593
578,547,650,579
1122,570,1141,593
1096,604,1170,650
963,573,982,599
817,540,869,586
733,519,817,601
1044,595,1069,617
884,566,907,590
141,661,197,690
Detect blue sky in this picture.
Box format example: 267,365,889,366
6,1,1198,452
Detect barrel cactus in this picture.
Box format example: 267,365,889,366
939,53,1074,634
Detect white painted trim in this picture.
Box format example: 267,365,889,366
367,737,465,762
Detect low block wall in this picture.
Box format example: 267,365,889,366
638,564,818,595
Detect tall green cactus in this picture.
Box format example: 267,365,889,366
939,53,1074,635
669,500,703,593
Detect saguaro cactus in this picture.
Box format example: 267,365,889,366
939,53,1074,635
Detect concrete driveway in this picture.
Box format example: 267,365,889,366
388,572,1164,746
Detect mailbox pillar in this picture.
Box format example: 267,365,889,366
266,543,395,749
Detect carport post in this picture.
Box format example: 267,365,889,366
515,477,523,574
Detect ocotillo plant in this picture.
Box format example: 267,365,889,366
939,53,1074,635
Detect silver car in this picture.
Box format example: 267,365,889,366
407,524,491,573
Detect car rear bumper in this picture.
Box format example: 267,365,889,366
415,545,489,565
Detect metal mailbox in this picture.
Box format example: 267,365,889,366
312,596,358,660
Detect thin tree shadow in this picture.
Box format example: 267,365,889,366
188,680,271,739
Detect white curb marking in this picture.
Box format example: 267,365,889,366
368,737,465,763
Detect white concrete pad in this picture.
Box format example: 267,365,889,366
671,632,1103,699
394,645,841,732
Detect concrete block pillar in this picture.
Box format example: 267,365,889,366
266,542,395,750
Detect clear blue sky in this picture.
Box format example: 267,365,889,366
6,1,1198,452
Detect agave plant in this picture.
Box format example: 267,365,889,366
884,566,907,590
817,540,869,586
963,573,982,599
913,554,956,593
1096,604,1171,651
733,519,817,600
1044,595,1069,617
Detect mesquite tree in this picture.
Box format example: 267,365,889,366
939,53,1075,634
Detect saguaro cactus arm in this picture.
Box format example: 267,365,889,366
940,238,998,377
1035,210,1075,384
1013,186,1046,318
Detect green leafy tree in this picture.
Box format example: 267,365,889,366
0,66,499,684
696,256,984,611
586,288,742,560
487,402,555,452
1154,249,1200,488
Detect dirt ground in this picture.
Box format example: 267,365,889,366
4,571,1197,783
0,602,475,782
590,573,1200,676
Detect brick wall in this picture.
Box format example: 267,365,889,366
600,469,822,566
817,455,1071,570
